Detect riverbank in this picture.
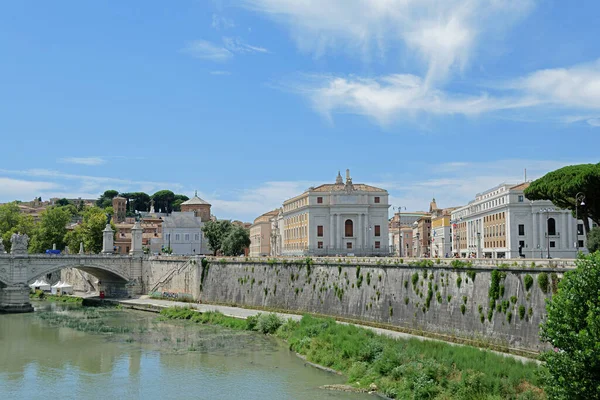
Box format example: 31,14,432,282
156,305,545,399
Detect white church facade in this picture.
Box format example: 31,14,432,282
279,170,390,256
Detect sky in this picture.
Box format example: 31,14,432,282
1,0,599,222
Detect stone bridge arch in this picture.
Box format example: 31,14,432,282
28,263,130,284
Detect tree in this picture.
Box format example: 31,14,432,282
0,202,35,252
55,198,70,206
96,189,119,208
221,225,251,256
201,220,232,256
152,190,175,213
524,163,600,235
29,206,71,253
587,227,600,253
172,194,190,212
64,207,115,254
540,252,600,399
121,192,151,213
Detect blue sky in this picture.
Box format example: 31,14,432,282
1,0,599,221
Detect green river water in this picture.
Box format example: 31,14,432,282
0,302,370,400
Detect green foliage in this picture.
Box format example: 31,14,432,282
411,272,419,288
201,220,233,255
172,194,190,212
587,226,600,253
510,295,517,304
466,270,476,281
366,272,371,285
221,224,251,256
524,274,534,291
518,305,526,320
0,202,35,252
499,285,505,298
537,272,549,294
65,207,115,254
29,206,71,253
540,253,600,400
489,270,503,300
151,190,176,213
456,276,462,288
96,189,119,208
275,315,543,399
460,304,466,315
524,163,600,234
506,312,513,323
404,280,408,289
120,192,151,213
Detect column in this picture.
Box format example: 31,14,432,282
364,214,370,250
532,212,538,257
130,221,143,256
336,214,341,250
330,213,335,251
102,224,114,254
539,213,545,256
561,212,568,249
358,213,363,252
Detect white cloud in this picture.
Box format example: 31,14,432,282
0,178,60,202
212,14,235,30
243,0,533,83
587,118,600,127
59,157,106,166
210,70,232,76
223,37,269,54
288,73,533,125
182,40,233,61
514,59,600,110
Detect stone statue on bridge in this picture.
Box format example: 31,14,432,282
10,233,29,255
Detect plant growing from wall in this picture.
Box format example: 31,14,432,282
507,312,513,323
510,296,517,304
366,272,371,285
456,276,462,288
518,305,526,320
524,274,534,291
199,258,210,291
537,272,549,293
460,304,466,315
356,265,361,279
411,273,419,289
404,297,409,305
550,272,559,294
466,270,476,281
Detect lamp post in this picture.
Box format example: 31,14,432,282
416,232,421,257
476,232,481,258
575,192,585,251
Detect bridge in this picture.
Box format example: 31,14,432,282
0,227,145,313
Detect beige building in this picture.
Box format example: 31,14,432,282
249,209,280,257
388,211,429,257
280,170,390,256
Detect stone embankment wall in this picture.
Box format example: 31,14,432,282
197,258,567,353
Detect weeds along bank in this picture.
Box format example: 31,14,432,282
160,308,545,399
192,258,566,354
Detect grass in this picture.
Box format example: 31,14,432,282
37,310,131,333
276,315,544,399
30,290,83,304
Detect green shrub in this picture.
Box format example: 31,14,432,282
537,272,549,293
412,272,419,287
456,276,462,288
255,313,283,334
510,295,517,304
507,312,513,323
518,305,526,320
460,304,466,315
524,274,534,291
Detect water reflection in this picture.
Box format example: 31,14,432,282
0,303,369,400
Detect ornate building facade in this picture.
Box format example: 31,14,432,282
279,170,390,256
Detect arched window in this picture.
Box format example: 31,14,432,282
345,219,353,237
548,218,556,236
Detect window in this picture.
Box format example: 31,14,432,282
550,241,556,248
518,224,525,236
346,242,352,249
195,233,199,241
317,225,324,237
374,197,380,203
375,241,381,249
374,225,381,237
577,224,584,235
317,197,323,204
185,234,190,241
518,195,524,202
318,241,323,249
345,219,353,237
578,240,585,248
548,218,556,236
175,234,180,241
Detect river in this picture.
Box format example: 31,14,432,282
0,302,370,400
